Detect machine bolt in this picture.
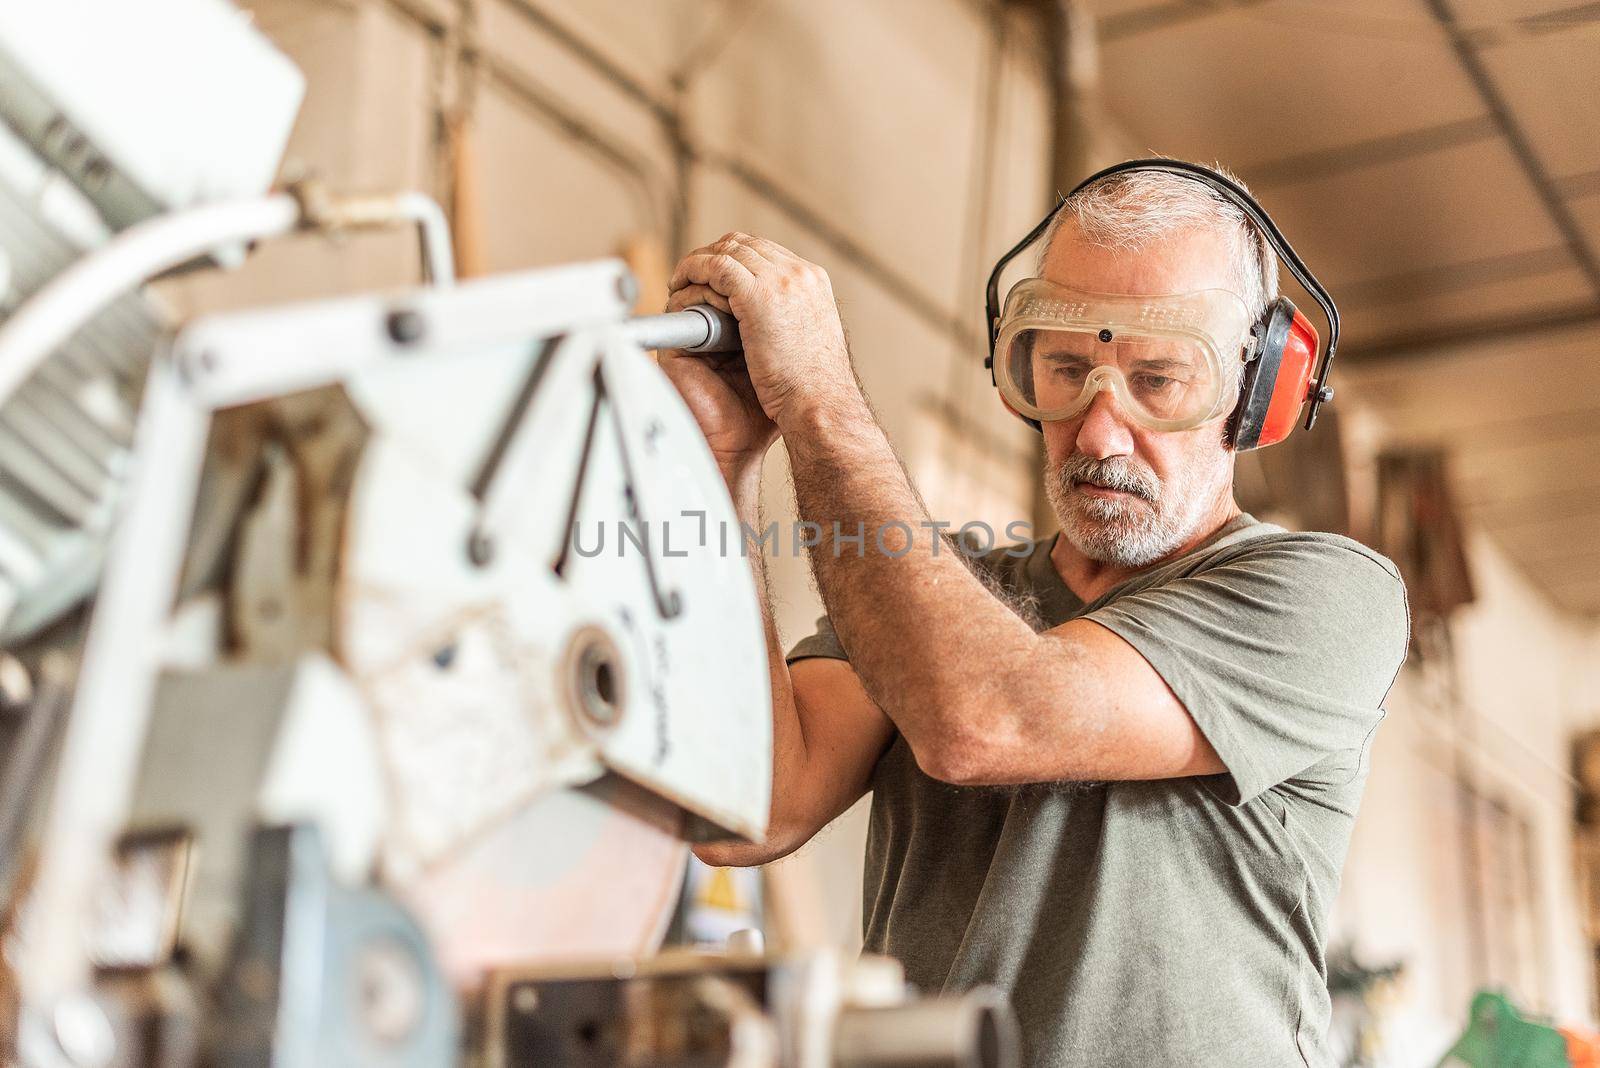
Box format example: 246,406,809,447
466,530,495,568
385,308,427,346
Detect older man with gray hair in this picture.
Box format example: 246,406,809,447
660,159,1409,1068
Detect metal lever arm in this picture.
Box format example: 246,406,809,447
623,305,741,353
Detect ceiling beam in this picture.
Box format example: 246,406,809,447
1470,496,1600,529
1555,168,1600,200
1533,557,1600,580
1494,546,1600,571
1100,0,1230,43
1408,406,1600,453
1541,575,1600,610
1426,0,1600,300
1454,431,1600,461
1337,245,1572,307
1103,0,1600,46
1511,0,1600,38
1346,302,1600,361
1547,575,1600,596
1248,116,1499,189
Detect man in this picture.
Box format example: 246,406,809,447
659,162,1408,1067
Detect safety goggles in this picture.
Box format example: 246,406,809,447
991,279,1255,431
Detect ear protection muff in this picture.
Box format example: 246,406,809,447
1229,297,1320,450
984,158,1339,451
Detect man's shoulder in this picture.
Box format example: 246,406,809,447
965,521,1408,634
972,521,1403,587
1162,521,1411,660
1105,519,1409,652
1204,522,1405,589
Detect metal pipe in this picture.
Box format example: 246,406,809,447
0,194,302,410
833,987,1019,1068
624,304,741,353
292,184,457,287
16,357,210,1029
0,186,458,416
398,191,456,286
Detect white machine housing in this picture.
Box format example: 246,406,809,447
15,257,775,1012
0,0,305,232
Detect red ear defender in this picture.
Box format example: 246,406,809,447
1229,298,1319,451
1254,308,1318,449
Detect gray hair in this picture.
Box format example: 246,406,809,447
1038,161,1279,326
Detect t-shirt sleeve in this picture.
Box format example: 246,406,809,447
786,613,850,664
1087,534,1410,805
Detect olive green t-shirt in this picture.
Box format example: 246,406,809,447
786,514,1409,1068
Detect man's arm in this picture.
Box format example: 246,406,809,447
783,398,1221,786
653,280,893,867
667,234,1223,788
691,466,892,868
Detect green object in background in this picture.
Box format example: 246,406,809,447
1437,991,1571,1068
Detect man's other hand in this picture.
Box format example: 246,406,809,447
666,233,860,433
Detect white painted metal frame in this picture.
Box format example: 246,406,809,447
15,258,773,1047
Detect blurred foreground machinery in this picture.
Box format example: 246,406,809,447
0,3,1016,1067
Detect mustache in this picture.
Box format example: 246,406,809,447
1055,454,1161,503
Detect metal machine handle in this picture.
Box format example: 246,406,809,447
834,987,1018,1068
624,304,742,353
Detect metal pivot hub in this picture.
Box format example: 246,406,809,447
564,626,626,732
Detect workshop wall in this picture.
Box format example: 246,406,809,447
170,0,1600,1056
1333,523,1600,1052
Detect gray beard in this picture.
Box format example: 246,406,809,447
1045,453,1200,570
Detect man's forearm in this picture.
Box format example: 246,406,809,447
783,395,1070,779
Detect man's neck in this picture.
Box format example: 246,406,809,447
1049,494,1243,604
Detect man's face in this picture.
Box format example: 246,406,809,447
1036,224,1241,569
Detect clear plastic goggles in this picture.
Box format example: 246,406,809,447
993,279,1254,431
